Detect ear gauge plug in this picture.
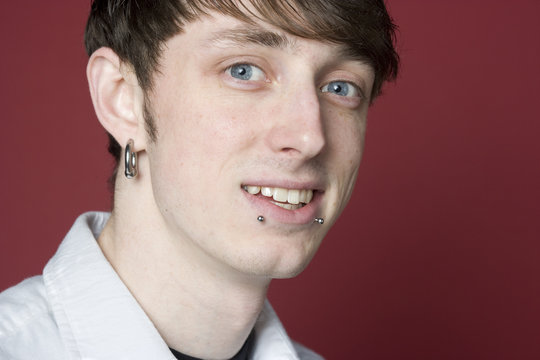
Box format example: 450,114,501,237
124,139,138,179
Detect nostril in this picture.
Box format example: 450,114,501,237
280,147,299,154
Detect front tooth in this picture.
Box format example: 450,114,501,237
299,189,307,203
288,189,300,204
273,188,288,202
261,187,273,197
306,190,314,203
246,186,261,195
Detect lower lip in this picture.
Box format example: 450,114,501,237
241,189,323,225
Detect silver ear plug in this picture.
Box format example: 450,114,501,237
257,216,264,222
314,218,324,225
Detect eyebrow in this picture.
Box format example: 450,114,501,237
207,26,298,51
205,25,375,73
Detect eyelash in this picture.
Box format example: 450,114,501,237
223,62,364,102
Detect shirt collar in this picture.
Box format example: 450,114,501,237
253,301,301,359
43,212,175,359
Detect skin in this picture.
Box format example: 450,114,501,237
87,11,374,360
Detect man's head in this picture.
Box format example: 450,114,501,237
85,0,399,175
85,0,399,279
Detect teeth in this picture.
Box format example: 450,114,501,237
288,189,300,204
271,201,304,210
243,185,315,206
306,189,313,203
246,186,260,194
273,188,288,202
299,189,307,203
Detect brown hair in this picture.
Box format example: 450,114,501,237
85,0,399,188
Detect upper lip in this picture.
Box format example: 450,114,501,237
240,179,325,192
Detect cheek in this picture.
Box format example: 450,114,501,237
153,67,268,156
341,121,365,186
324,109,366,206
325,108,366,167
147,89,262,202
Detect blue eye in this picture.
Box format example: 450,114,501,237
230,64,252,80
227,64,265,81
321,81,359,97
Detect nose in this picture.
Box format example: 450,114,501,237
265,84,326,160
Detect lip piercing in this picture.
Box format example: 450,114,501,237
258,216,323,224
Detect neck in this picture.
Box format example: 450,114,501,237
98,160,271,359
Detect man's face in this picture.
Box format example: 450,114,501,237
143,13,374,279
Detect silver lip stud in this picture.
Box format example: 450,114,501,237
314,218,324,225
257,216,264,222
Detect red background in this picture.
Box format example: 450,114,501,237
1,1,539,359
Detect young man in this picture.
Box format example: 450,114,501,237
0,1,398,359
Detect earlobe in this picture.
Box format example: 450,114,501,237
87,47,146,151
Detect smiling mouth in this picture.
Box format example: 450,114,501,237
242,185,314,210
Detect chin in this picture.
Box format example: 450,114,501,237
269,261,312,279
233,240,320,280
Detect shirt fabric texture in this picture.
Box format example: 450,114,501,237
0,212,323,360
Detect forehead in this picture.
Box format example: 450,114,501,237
170,12,374,72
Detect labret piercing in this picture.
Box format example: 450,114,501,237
256,216,324,224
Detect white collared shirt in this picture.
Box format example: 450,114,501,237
0,212,323,360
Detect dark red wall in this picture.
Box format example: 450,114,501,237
1,2,539,359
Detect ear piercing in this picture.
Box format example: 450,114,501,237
257,216,264,222
124,139,138,179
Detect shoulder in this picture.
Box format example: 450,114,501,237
0,276,67,359
293,341,325,360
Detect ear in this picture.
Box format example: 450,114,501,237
87,47,147,151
